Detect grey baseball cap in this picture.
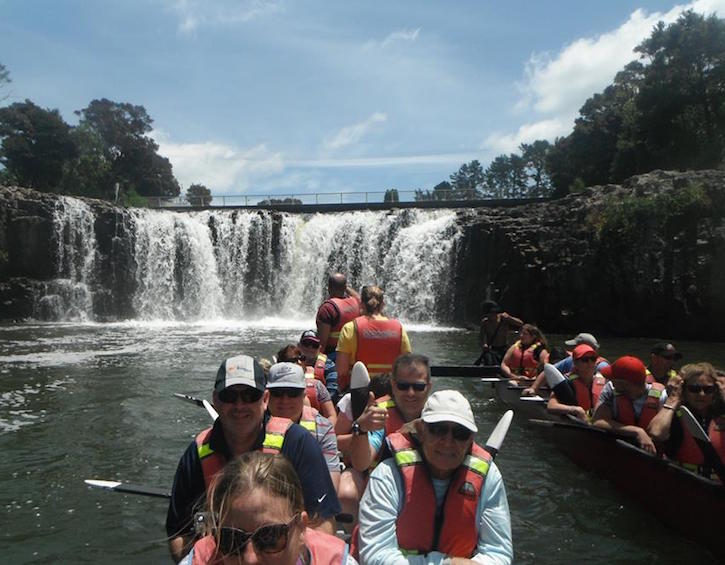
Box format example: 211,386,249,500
267,362,306,389
214,355,266,393
564,332,600,349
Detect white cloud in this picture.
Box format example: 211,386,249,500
323,112,388,151
364,28,421,50
153,130,284,193
168,0,282,34
490,0,725,152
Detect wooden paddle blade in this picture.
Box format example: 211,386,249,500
85,479,170,499
350,362,371,420
679,406,709,442
203,399,219,421
544,363,577,406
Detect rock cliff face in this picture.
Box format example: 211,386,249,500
1,169,724,339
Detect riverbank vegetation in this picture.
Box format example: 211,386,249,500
419,10,725,201
0,10,724,206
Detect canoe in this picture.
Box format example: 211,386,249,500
430,365,501,377
529,418,725,561
492,379,552,420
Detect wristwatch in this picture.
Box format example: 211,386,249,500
351,421,365,436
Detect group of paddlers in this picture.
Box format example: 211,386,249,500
479,300,725,479
167,274,512,565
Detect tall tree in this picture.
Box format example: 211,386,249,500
0,100,77,191
186,183,213,206
75,98,179,198
450,160,485,199
520,140,553,196
0,63,10,101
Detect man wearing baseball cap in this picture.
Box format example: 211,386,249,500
522,332,609,397
165,355,340,563
592,355,667,454
647,342,682,385
266,362,341,490
359,390,513,564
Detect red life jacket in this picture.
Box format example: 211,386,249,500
304,368,321,410
191,528,349,565
326,296,361,350
375,395,406,436
509,340,542,378
299,405,318,436
195,417,293,491
314,353,327,384
386,432,491,557
569,373,607,413
614,383,665,428
354,316,403,375
675,413,725,479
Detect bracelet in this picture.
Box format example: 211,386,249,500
662,404,677,411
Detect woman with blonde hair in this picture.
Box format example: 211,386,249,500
648,362,725,480
334,285,411,393
181,452,356,564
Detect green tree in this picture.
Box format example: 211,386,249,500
186,183,213,206
384,188,400,203
0,63,10,101
0,100,77,191
450,160,485,199
75,98,180,198
414,181,453,201
58,123,112,198
520,140,553,196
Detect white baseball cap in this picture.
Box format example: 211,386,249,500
421,390,477,432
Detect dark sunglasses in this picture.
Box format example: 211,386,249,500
269,388,305,398
218,387,264,404
426,421,473,441
659,354,676,360
395,381,428,392
577,357,597,363
686,384,716,394
218,515,298,555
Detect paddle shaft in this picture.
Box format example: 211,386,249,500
679,406,725,484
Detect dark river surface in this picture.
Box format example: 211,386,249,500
1,321,723,564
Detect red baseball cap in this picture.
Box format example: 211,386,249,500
610,356,646,385
572,344,596,360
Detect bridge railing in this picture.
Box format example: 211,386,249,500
148,189,531,208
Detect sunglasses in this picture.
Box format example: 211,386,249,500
426,421,473,441
576,357,597,363
269,388,305,399
686,384,716,394
218,387,264,404
218,515,298,555
659,354,675,360
395,381,428,392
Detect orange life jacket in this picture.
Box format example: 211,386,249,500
614,382,665,428
191,527,349,565
326,296,361,350
674,413,725,479
195,417,293,491
569,373,607,413
304,368,321,410
386,432,491,557
509,340,542,378
354,316,403,375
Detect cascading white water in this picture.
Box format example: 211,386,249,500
42,200,463,323
37,197,98,321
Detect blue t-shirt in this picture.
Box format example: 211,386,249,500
166,414,340,537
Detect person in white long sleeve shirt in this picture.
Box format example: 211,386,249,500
358,390,513,565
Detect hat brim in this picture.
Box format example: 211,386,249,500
422,413,478,433
216,378,263,393
266,382,306,389
564,339,578,347
300,339,320,346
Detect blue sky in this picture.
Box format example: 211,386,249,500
1,0,724,197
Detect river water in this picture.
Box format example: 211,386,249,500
1,320,723,564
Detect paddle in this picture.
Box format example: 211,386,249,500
430,365,502,378
544,363,577,406
350,361,371,421
173,393,219,421
84,479,170,499
484,410,514,459
678,406,725,484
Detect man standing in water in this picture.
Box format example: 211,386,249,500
475,301,522,366
316,273,361,401
165,355,340,563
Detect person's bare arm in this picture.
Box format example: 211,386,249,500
592,404,655,453
501,312,523,328
318,400,337,426
648,376,681,442
346,286,360,300
547,394,587,421
499,346,516,380
522,369,546,396
316,322,332,354
168,535,193,564
336,352,351,392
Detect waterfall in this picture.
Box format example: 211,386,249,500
36,197,98,321
41,200,464,324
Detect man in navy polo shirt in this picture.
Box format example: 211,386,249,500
165,354,340,563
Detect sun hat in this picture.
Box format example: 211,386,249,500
564,332,600,349
215,355,266,393
651,342,682,360
267,362,306,389
421,390,478,432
